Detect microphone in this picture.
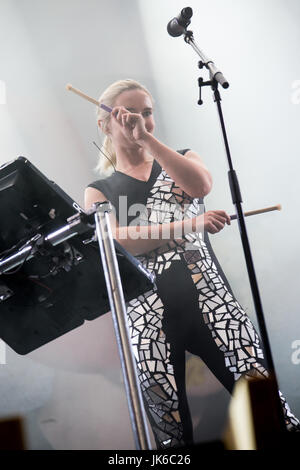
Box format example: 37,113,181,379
166,10,229,89
167,7,193,37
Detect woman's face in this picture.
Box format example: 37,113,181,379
106,89,155,146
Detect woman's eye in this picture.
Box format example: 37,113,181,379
143,111,152,117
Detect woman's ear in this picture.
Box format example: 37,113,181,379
98,119,110,136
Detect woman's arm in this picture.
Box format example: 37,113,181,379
85,187,191,255
141,135,213,199
111,106,213,199
85,188,230,257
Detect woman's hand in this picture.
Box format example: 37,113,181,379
111,106,149,144
193,210,231,234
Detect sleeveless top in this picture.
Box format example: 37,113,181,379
87,149,234,296
88,150,191,225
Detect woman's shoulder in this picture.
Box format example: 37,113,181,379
87,172,117,192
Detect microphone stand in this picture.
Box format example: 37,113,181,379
182,29,287,433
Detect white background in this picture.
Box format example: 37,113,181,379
0,0,299,449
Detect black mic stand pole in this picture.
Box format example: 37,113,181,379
183,29,287,433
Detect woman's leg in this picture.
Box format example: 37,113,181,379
183,247,300,431
126,288,193,448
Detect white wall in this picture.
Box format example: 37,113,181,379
0,0,299,449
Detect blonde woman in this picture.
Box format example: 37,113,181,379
85,79,299,448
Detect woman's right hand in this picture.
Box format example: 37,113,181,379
193,210,231,234
111,105,149,144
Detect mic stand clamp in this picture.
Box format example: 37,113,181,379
197,75,214,106
184,30,230,89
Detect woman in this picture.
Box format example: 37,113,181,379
85,79,299,448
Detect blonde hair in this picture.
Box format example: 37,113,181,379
96,79,154,177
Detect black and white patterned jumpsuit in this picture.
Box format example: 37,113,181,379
88,149,300,448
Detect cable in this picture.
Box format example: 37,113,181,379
92,140,116,172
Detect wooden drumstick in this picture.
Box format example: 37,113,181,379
65,84,112,112
230,204,282,220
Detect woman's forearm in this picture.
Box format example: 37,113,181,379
114,217,197,256
140,133,212,198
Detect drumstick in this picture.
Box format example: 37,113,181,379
65,83,112,113
230,204,282,220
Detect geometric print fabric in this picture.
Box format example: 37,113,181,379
127,166,300,447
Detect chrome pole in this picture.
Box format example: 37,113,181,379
93,202,152,450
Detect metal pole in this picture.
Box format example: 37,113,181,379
211,86,286,431
93,202,152,450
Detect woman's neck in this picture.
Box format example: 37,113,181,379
115,143,153,173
